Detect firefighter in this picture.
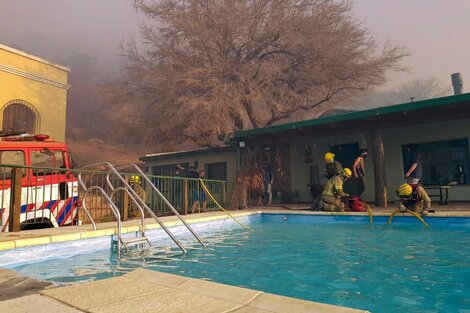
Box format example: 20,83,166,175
320,168,352,212
324,152,343,179
396,183,431,215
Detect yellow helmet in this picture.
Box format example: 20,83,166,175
398,183,412,197
341,168,352,179
130,175,141,183
324,152,335,162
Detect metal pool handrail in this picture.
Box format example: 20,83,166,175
80,162,187,254
109,187,146,234
81,186,121,243
111,163,207,249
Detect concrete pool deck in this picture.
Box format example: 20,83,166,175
0,269,369,313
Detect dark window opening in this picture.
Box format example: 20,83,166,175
205,162,227,180
330,142,359,169
402,138,470,185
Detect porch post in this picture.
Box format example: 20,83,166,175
372,129,387,207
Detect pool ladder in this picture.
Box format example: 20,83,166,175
78,162,206,253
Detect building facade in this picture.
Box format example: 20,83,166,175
235,93,470,204
0,44,70,141
142,93,470,204
141,146,237,182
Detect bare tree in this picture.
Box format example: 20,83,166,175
123,0,407,145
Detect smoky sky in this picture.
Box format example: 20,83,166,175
1,0,470,89
0,0,142,78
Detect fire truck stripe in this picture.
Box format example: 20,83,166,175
49,200,59,215
38,201,50,210
61,198,77,226
27,204,35,212
57,198,72,225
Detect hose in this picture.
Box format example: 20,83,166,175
388,209,428,226
199,179,251,230
363,202,373,224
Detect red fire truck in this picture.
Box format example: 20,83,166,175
0,133,79,232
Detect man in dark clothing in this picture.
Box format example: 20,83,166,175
263,163,274,205
186,166,200,179
404,145,422,184
352,148,368,197
192,169,207,213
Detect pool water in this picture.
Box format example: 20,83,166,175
4,214,470,312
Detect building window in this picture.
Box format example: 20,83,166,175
152,163,189,177
1,100,40,134
403,138,470,185
205,162,227,180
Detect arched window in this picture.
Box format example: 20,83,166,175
1,100,40,134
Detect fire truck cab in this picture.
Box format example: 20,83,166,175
0,133,79,232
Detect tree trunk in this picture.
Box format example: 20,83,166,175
372,129,387,207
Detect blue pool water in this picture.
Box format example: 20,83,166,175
3,214,470,312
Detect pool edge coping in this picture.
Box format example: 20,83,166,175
1,208,470,251
0,211,262,251
37,268,370,313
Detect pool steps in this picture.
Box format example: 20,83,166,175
121,235,151,249
78,162,207,253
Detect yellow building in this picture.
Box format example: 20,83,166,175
0,44,70,141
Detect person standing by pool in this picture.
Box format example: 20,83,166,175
263,162,274,205
404,144,422,184
324,152,343,179
396,183,431,215
352,148,368,197
319,168,352,212
192,169,207,213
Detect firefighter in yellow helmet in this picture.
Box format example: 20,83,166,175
324,152,343,179
319,168,352,212
396,183,431,215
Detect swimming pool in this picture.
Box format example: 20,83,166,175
2,214,470,312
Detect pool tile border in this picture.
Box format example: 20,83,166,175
0,211,259,251
1,209,469,251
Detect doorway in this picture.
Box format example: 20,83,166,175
330,142,359,169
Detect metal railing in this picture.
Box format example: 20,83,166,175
0,163,234,235
145,174,234,216
0,164,83,232
79,162,188,253
110,164,206,248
